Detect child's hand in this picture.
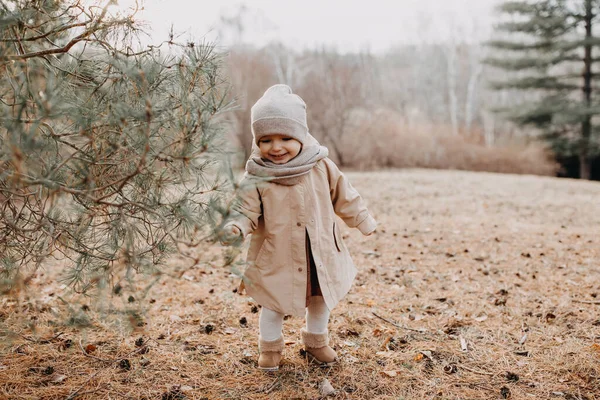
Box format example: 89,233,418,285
219,225,242,245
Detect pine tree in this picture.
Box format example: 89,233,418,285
0,0,232,295
487,0,600,179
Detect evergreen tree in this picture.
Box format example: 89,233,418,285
0,0,232,295
487,0,600,179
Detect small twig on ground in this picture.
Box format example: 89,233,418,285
65,368,107,400
66,384,110,399
263,377,282,394
77,338,156,364
459,364,495,376
572,299,600,305
372,312,430,334
21,331,64,344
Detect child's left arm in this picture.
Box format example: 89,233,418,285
324,159,377,236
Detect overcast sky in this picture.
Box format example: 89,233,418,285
121,0,502,53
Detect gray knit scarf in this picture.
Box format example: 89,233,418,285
245,132,328,186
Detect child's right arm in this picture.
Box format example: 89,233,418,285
220,178,262,244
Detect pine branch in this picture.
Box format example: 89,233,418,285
496,17,572,35
487,39,559,52
0,21,90,42
0,1,230,296
488,35,600,54
485,53,581,69
1,20,127,61
490,76,580,91
496,1,538,15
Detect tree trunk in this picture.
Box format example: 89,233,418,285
445,43,459,136
465,45,484,135
482,110,496,147
580,0,593,179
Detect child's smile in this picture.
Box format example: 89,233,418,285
258,134,302,164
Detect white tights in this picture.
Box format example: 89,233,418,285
259,296,330,341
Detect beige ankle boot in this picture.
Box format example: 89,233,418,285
258,336,284,371
301,329,337,367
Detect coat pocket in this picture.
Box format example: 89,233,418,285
333,222,341,252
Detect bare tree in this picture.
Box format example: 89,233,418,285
443,42,460,136
299,50,367,166
224,47,276,161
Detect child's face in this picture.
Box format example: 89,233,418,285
258,134,302,164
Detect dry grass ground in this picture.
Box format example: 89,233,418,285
1,168,599,400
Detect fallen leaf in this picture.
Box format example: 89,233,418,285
518,333,528,345
345,354,359,363
339,328,360,337
414,353,424,361
84,344,96,354
381,370,397,377
284,340,296,345
459,336,468,352
474,314,488,322
591,343,600,353
51,374,67,383
319,378,337,397
223,327,237,335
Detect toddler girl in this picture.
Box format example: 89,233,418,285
221,84,376,371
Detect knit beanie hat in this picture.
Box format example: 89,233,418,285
251,84,308,145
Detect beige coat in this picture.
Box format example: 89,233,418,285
228,158,376,317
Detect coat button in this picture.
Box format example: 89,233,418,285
298,267,303,272
297,222,302,227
